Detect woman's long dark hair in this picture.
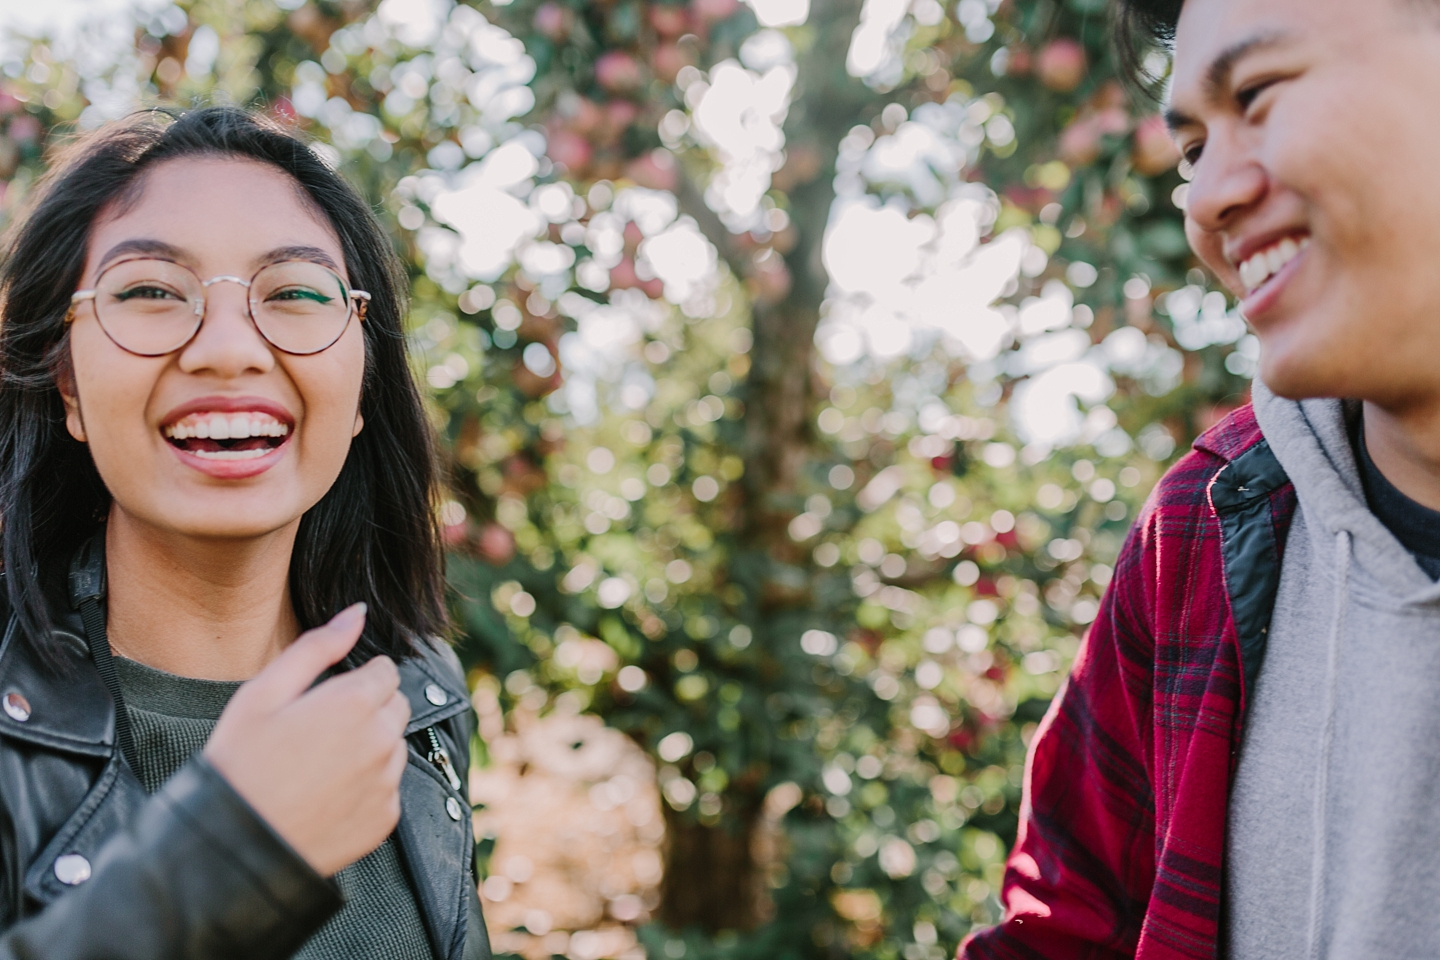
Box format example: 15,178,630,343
0,106,447,663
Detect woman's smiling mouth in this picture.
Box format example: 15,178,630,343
164,412,291,460
159,397,296,477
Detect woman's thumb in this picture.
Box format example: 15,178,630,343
240,603,367,709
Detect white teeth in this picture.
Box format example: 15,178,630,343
190,448,270,460
1238,235,1310,294
163,412,291,441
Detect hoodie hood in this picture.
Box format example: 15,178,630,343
1251,379,1440,603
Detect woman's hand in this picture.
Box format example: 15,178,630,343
204,604,410,877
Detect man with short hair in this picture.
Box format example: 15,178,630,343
961,1,1440,957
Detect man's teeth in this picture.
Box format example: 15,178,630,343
163,413,290,441
1239,236,1310,294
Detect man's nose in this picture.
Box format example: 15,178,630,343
1184,132,1268,234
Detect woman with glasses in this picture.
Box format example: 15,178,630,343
0,107,490,959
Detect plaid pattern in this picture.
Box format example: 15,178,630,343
960,405,1296,960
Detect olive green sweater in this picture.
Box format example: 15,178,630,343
115,657,433,960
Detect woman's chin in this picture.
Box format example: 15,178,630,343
115,494,305,543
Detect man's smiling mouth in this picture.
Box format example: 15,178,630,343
1238,235,1310,295
163,412,291,461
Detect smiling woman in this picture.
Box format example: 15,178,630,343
0,108,490,959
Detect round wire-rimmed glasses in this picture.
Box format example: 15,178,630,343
67,257,371,357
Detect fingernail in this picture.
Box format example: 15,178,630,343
332,602,368,628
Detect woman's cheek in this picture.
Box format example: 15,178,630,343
289,347,366,493
69,334,160,481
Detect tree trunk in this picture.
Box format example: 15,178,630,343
658,802,765,929
656,0,875,933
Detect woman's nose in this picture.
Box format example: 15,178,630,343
176,280,275,377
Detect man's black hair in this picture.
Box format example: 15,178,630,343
1113,0,1184,86
0,106,449,667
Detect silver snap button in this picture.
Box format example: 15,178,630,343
445,797,464,821
3,692,30,722
54,854,91,886
424,684,448,706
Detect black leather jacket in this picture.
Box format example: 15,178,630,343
0,550,491,960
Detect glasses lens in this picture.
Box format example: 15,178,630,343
250,261,352,355
93,260,203,356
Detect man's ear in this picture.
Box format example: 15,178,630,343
53,350,86,443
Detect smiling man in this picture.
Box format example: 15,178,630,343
960,1,1440,958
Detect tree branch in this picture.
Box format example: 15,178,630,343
673,162,750,281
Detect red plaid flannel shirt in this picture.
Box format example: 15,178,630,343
961,404,1296,960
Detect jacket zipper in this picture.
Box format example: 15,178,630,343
425,725,463,791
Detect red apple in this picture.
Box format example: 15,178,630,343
690,0,738,22
1006,44,1032,76
1057,107,1128,167
604,98,640,130
747,255,791,304
595,51,644,94
478,523,516,565
653,42,691,84
546,128,593,173
625,148,678,191
1037,38,1087,92
534,2,570,41
1132,113,1181,176
611,256,641,289
649,4,691,36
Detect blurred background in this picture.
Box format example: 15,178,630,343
0,0,1250,957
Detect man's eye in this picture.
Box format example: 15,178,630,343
1236,79,1277,113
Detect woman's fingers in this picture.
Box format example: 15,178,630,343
378,689,412,737
239,603,367,710
205,603,418,877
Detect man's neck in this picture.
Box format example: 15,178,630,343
1360,400,1440,513
103,507,302,681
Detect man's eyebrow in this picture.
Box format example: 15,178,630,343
1164,107,1197,135
1165,29,1291,134
255,245,343,272
1205,30,1289,100
96,238,188,272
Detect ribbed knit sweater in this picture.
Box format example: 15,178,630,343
115,656,433,960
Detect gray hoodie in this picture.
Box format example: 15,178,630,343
1226,381,1440,959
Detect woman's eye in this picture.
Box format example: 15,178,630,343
115,284,181,302
1183,143,1204,166
268,286,333,304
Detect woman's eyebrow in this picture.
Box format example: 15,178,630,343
96,238,188,272
255,245,342,271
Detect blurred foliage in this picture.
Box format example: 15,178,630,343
0,0,1253,957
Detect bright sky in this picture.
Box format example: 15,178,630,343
0,0,153,37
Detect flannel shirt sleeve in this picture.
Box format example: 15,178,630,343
960,506,1160,960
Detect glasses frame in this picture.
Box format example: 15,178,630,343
66,257,371,357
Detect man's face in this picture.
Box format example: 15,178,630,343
1170,0,1440,404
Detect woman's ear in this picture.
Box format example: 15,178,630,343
352,407,364,437
53,349,87,443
